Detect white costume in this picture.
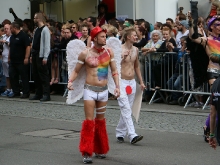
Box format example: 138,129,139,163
116,79,138,141
2,34,11,77
66,37,122,104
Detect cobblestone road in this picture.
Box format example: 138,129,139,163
0,99,207,136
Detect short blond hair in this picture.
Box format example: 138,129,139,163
107,25,118,36
123,26,136,41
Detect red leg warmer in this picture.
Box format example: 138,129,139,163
93,118,109,154
79,120,95,156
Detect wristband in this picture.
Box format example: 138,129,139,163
112,73,119,77
68,80,73,83
116,85,120,89
209,133,215,138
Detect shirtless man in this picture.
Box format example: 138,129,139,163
116,27,145,144
189,14,220,149
67,26,120,163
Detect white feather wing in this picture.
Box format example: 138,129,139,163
66,39,86,104
106,37,122,95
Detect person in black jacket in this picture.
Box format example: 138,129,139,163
154,27,177,89
58,25,77,84
133,26,147,48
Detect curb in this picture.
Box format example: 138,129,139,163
0,97,209,116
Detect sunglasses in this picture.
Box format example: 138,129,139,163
214,23,220,27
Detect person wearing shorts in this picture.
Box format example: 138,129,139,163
0,23,12,97
67,27,120,164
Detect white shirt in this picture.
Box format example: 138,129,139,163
2,34,11,62
176,30,189,48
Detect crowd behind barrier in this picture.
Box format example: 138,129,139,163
26,48,213,110
144,52,211,109
0,7,213,110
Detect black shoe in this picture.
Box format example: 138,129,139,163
40,95,51,101
29,95,42,100
203,126,210,143
131,135,143,144
20,94,30,99
117,137,124,143
169,100,178,105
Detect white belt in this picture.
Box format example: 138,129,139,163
207,68,220,74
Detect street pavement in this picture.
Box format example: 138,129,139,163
0,95,219,165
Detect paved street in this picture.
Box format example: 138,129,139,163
0,95,219,165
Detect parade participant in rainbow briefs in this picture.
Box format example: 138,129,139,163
189,13,220,148
67,26,121,164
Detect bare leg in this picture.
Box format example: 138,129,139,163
54,58,59,84
50,60,55,85
6,77,11,89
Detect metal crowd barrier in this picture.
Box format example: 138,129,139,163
182,53,211,110
29,49,68,84
144,52,211,110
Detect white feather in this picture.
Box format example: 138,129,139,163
106,37,122,95
66,39,86,104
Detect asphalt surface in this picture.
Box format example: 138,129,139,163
0,95,219,165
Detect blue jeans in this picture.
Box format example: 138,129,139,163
0,59,6,92
61,69,68,92
167,73,183,100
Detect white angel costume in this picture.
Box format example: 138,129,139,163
66,37,122,104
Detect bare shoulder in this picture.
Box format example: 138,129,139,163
132,46,139,56
78,48,88,60
104,46,114,57
133,46,138,52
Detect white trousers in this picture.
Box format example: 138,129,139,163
116,79,137,142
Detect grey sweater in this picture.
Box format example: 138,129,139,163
32,26,50,60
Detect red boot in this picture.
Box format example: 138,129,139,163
79,120,95,157
93,118,109,157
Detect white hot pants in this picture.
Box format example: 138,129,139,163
84,88,108,102
2,61,9,77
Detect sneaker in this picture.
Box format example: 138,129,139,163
131,135,143,144
188,101,198,107
95,153,106,159
8,91,20,98
194,102,204,108
1,90,10,97
117,137,124,143
83,153,92,164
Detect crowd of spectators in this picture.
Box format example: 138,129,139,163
0,4,209,107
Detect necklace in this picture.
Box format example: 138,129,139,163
93,46,105,53
123,46,133,60
211,34,220,41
